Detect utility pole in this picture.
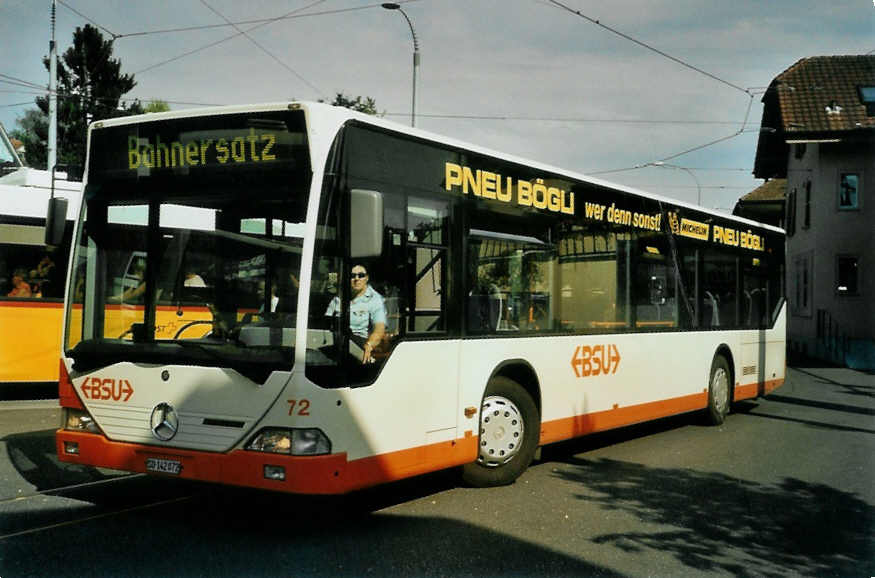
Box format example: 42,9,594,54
48,0,57,173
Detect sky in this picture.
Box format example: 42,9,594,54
2,0,873,213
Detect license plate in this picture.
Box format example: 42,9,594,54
146,457,183,475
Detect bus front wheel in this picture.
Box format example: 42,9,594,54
462,376,540,488
706,355,732,425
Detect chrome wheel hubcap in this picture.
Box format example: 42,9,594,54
478,395,524,467
712,367,729,415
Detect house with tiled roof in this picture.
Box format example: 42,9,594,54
753,55,874,369
10,138,25,163
732,178,785,227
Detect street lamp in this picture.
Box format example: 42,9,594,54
381,2,419,127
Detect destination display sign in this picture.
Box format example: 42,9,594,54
127,128,278,171
87,110,309,186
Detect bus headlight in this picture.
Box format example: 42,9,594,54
292,429,331,456
64,408,101,434
246,428,331,456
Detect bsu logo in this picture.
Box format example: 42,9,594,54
571,344,621,378
80,377,134,402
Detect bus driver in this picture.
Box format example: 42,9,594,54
325,264,386,364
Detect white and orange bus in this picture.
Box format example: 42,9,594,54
0,123,81,392
57,103,785,493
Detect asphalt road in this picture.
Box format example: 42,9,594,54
1,363,873,577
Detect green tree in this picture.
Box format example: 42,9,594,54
322,93,382,116
14,24,140,169
9,109,46,168
143,100,171,114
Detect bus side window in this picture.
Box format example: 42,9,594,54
406,197,448,334
0,242,67,300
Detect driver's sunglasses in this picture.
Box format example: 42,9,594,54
350,272,368,279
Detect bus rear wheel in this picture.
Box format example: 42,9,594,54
706,355,732,425
462,376,540,488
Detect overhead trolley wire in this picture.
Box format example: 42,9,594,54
0,73,45,91
197,0,327,98
131,0,329,88
49,0,384,96
113,1,418,39
385,111,760,127
57,0,118,39
545,0,752,96
542,0,763,173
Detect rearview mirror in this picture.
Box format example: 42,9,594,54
350,189,383,258
45,197,68,247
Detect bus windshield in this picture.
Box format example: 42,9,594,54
65,110,311,382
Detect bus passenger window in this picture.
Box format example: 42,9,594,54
0,215,70,301
555,228,629,332
701,250,738,329
467,229,555,335
633,236,679,330
407,197,448,334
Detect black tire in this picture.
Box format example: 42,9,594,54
462,376,540,487
706,355,732,425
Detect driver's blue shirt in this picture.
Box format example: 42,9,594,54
325,285,386,339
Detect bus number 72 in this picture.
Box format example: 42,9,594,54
287,399,311,416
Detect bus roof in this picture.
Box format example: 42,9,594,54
88,102,784,235
0,168,82,220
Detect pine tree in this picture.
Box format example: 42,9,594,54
13,24,141,170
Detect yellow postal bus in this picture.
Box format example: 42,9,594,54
0,122,80,392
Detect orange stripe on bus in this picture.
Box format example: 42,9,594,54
735,378,785,400
761,378,784,395
56,430,479,494
734,383,759,400
539,392,708,445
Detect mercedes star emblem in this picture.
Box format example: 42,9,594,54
149,402,179,441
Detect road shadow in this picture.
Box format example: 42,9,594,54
764,393,875,416
551,457,874,577
2,480,620,577
789,367,875,398
2,428,129,497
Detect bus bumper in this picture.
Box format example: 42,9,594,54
56,430,353,494
56,430,478,494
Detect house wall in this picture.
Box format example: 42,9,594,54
786,138,874,368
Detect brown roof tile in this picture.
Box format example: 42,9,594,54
773,55,875,134
741,178,786,202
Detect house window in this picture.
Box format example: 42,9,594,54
794,143,806,160
792,253,812,316
836,256,859,296
860,86,875,116
802,180,811,229
839,173,859,210
786,188,796,236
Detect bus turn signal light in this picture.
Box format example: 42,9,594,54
264,465,286,481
